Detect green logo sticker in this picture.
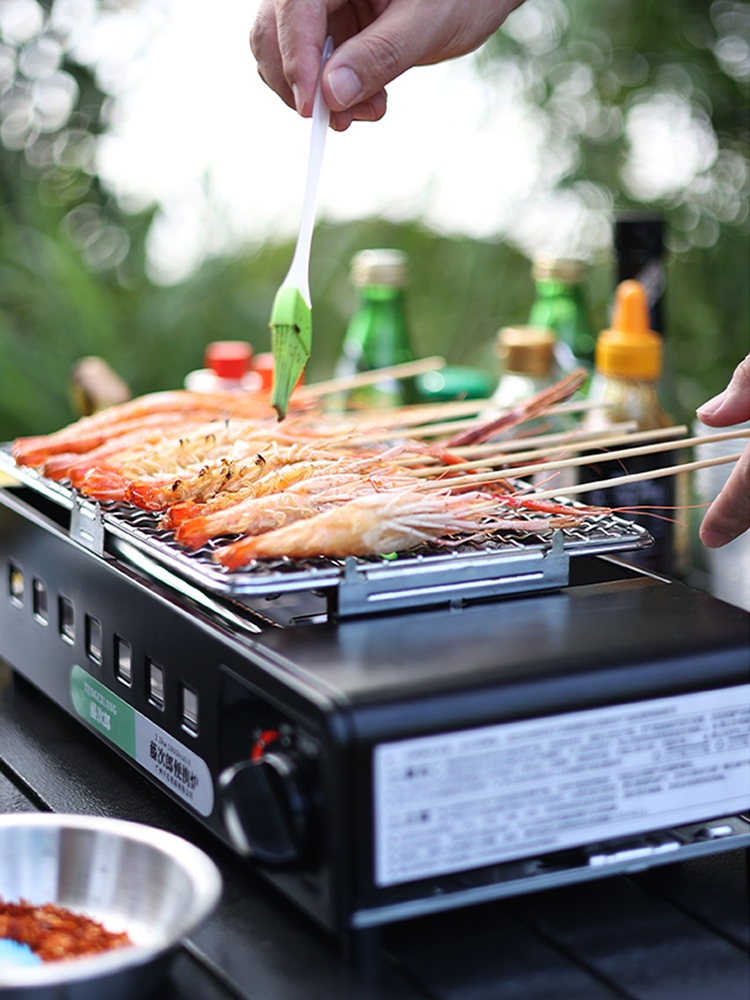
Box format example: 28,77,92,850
70,665,214,816
70,664,135,755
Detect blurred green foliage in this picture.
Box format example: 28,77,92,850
0,0,747,441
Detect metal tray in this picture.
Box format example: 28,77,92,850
0,444,654,616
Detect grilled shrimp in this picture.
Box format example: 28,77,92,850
127,442,410,512
9,388,315,468
115,427,320,478
12,411,235,468
174,472,418,549
161,472,369,529
176,492,325,549
162,489,260,527
42,421,219,482
126,455,331,510
75,467,133,502
213,490,494,569
120,438,349,510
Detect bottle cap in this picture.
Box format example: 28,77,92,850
351,249,409,288
496,326,556,376
531,257,586,285
251,352,275,392
251,352,304,393
69,356,131,416
204,341,252,380
595,280,662,380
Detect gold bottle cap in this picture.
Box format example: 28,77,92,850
351,249,409,287
496,326,556,376
531,257,587,285
595,280,662,380
69,356,131,416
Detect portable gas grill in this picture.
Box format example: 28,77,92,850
1,444,749,949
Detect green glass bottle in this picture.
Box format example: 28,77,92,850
336,249,418,408
528,257,596,370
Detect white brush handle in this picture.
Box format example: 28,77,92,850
284,36,334,305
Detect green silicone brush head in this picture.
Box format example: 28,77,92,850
269,285,312,419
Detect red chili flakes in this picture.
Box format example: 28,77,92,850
0,897,131,962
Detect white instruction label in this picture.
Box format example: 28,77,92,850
134,716,214,817
373,684,750,887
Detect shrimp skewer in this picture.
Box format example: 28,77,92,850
110,425,346,479
42,421,222,482
12,411,240,467
213,490,496,568
177,493,327,550
175,472,419,549
10,389,327,468
124,443,410,511
162,471,371,528
125,455,335,510
77,432,345,505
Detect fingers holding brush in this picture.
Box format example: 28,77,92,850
251,0,525,129
251,0,324,115
252,0,388,129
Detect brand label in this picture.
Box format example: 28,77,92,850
373,684,750,887
70,665,214,816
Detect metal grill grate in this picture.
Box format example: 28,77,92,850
1,444,653,610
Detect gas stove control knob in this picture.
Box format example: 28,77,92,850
219,753,309,866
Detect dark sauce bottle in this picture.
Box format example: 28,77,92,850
581,279,685,578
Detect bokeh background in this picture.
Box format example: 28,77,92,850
0,0,748,440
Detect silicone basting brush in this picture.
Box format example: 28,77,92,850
0,939,42,967
270,37,334,419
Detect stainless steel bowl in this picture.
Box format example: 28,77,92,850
0,813,222,999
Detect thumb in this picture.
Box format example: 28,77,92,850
696,354,750,428
322,7,433,111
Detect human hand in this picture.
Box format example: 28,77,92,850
250,0,525,130
696,353,750,548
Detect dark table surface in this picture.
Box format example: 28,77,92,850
1,661,748,1000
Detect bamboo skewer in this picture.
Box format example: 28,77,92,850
417,428,749,491
346,394,614,435
301,361,599,420
444,422,639,457
335,396,487,427
298,356,446,398
418,401,603,439
528,452,745,502
389,423,640,464
345,400,608,444
303,364,612,440
408,425,689,475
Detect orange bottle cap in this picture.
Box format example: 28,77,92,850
252,353,304,394
595,280,662,380
251,352,275,392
